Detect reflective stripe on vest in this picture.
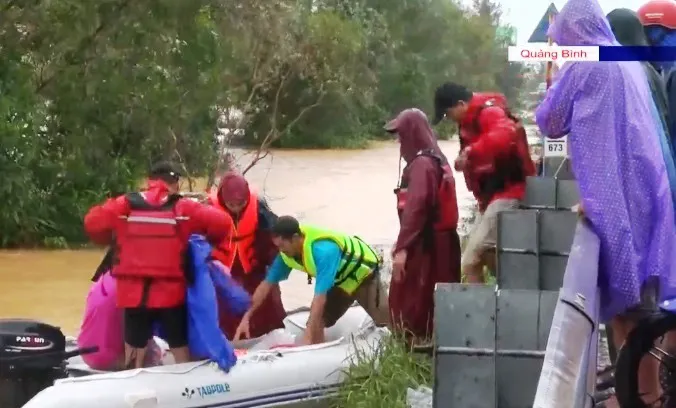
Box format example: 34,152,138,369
113,193,187,282
278,225,381,295
208,191,259,273
121,215,190,224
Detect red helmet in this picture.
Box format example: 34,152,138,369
638,0,676,29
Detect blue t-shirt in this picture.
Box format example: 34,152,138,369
265,239,342,295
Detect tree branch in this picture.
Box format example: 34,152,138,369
35,0,132,93
169,127,194,192
241,81,326,175
207,49,271,190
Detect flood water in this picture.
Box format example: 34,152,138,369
0,140,473,333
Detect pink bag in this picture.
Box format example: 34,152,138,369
78,272,168,370
77,272,124,370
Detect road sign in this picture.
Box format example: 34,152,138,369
528,3,559,43
544,136,567,157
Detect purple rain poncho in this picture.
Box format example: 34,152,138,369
536,0,676,322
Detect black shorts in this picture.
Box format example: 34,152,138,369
124,305,188,349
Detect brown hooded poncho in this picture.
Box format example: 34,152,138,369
385,109,462,340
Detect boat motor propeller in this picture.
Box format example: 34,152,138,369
0,319,96,408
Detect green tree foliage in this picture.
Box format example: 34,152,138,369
0,0,524,247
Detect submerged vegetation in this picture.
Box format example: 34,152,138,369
333,334,432,408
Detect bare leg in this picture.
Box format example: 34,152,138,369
170,346,191,364
355,274,390,327
482,248,496,278
463,264,485,284
124,342,147,369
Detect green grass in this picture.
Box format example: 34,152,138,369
332,334,432,408
334,217,493,407
334,268,495,407
460,266,497,284
485,267,497,285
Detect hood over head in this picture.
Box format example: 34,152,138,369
607,9,650,46
548,0,617,46
217,172,250,206
385,108,446,163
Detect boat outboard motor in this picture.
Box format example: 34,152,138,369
0,319,70,408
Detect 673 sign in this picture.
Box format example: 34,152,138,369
544,136,568,158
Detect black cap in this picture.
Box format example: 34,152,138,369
432,82,472,125
149,161,182,183
271,215,301,239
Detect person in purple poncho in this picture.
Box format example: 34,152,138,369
536,0,676,402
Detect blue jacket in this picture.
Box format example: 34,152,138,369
157,235,251,371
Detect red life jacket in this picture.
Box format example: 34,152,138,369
113,193,187,281
395,151,459,231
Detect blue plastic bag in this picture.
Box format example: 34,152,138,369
154,235,251,371
188,234,253,371
184,236,234,371
208,260,251,315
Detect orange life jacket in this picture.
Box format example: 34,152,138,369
208,191,259,273
113,192,187,281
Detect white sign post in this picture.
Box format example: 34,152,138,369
544,136,567,158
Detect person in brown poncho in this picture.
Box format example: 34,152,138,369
384,108,462,341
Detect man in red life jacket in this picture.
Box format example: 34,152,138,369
432,82,535,283
208,172,286,339
83,162,231,368
384,108,461,341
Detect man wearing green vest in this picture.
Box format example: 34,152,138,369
233,215,390,345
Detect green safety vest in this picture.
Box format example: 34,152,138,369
278,225,381,295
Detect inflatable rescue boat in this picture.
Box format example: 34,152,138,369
1,306,387,408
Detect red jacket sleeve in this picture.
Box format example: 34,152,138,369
467,107,516,165
83,196,129,245
394,157,438,253
184,200,232,246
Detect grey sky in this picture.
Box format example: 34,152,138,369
464,0,647,43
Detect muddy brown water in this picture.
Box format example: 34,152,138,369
0,141,473,334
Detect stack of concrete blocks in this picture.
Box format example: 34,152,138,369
433,176,580,408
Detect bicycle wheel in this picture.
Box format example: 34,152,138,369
615,312,676,407
606,325,618,364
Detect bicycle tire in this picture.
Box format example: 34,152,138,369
615,312,676,407
606,325,618,364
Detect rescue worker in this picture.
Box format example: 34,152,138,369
639,0,676,149
384,108,461,341
233,216,390,345
432,82,535,284
208,172,286,339
84,161,231,368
